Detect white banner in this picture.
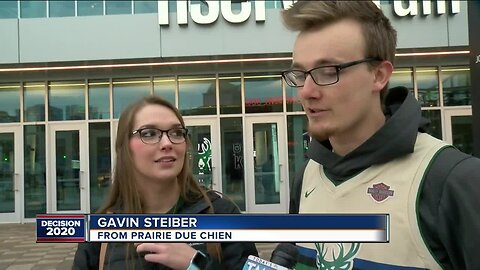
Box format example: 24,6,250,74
88,229,387,242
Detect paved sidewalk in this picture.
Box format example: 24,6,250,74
0,223,277,270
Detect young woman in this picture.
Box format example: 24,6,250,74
73,96,258,269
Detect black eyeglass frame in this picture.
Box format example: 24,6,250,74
282,57,383,87
131,127,189,145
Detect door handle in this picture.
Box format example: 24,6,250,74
80,170,85,190
14,173,19,192
278,164,283,183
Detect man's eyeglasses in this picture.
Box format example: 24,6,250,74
282,57,382,87
131,127,188,144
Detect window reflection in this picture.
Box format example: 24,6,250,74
106,0,132,15
244,74,282,113
0,132,15,213
0,1,18,18
153,77,176,106
0,84,20,123
77,1,103,16
113,78,151,118
253,123,280,204
49,1,74,17
422,109,442,139
20,1,46,18
24,125,46,218
417,67,439,107
24,82,45,122
221,117,245,211
287,115,309,189
88,80,110,120
442,67,471,106
178,76,216,116
55,130,80,211
219,74,242,114
390,68,414,97
286,84,303,112
49,81,85,121
451,116,472,155
89,123,111,212
134,1,158,13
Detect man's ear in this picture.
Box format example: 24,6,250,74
373,61,393,93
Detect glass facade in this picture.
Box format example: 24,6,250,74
0,1,17,18
220,117,245,211
49,1,75,17
244,74,283,113
441,67,471,106
105,1,132,15
77,1,103,16
0,0,291,19
451,115,473,155
178,75,216,116
54,130,81,211
0,64,472,220
88,81,110,120
0,132,15,213
24,125,46,218
417,67,440,107
48,81,85,121
286,85,303,112
287,115,309,188
219,74,242,114
113,78,150,118
0,84,20,123
153,77,176,106
390,68,414,97
89,122,111,212
20,1,46,18
24,82,46,122
134,1,158,14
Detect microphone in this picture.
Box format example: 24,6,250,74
242,243,298,270
270,243,298,269
242,255,290,270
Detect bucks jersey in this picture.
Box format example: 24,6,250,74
296,133,448,270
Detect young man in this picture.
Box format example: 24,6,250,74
281,1,480,269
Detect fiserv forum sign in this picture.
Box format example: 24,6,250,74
158,0,461,26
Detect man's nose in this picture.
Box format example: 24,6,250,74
298,75,322,99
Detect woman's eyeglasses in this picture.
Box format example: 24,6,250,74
131,127,188,144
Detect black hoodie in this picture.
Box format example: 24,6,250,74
291,86,480,269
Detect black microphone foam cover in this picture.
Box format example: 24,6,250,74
270,243,298,269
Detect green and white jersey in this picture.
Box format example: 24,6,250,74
296,133,448,270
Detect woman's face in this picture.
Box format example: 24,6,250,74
129,104,187,184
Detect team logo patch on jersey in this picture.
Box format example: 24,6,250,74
315,243,360,270
367,183,394,202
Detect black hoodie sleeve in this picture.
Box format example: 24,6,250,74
72,242,101,269
419,147,480,270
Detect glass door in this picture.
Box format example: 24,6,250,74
49,123,88,213
0,126,23,223
245,116,288,213
184,118,221,190
444,107,473,155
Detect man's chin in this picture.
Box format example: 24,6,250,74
308,126,331,142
